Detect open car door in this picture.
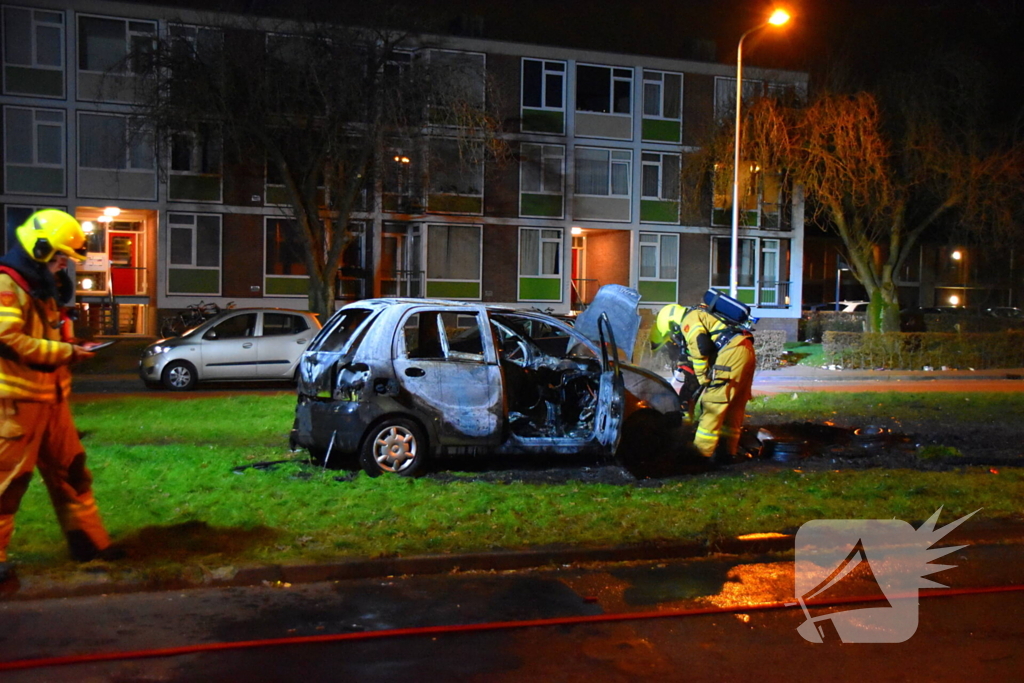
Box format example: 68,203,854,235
594,312,626,453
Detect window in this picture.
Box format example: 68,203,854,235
3,6,64,97
78,113,154,170
208,313,257,340
167,213,221,295
426,224,481,299
4,106,64,195
714,76,763,121
338,222,366,300
641,152,680,201
263,313,309,336
643,70,681,119
429,50,485,123
428,138,483,214
429,138,483,196
522,58,565,110
575,147,631,197
521,143,563,194
712,164,785,229
576,65,632,114
638,232,679,303
171,125,221,174
403,311,484,362
713,236,756,289
710,236,790,308
520,228,561,277
266,218,306,276
78,15,155,74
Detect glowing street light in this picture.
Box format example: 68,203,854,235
729,8,791,299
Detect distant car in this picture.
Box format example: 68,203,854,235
290,285,684,477
139,308,321,390
803,301,869,313
984,306,1024,319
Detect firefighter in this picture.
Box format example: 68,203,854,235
650,304,701,416
681,303,756,463
0,209,121,585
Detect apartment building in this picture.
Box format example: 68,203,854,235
0,0,809,338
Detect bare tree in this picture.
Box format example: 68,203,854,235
132,10,507,317
688,57,1023,332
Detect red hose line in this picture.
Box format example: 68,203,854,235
2,583,1023,672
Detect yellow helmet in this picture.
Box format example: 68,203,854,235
650,303,687,348
16,209,87,263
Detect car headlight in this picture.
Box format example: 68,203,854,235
143,345,172,358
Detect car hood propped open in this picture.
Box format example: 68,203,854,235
573,284,642,363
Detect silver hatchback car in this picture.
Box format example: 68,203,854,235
139,307,321,390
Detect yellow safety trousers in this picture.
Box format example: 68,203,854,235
693,335,756,458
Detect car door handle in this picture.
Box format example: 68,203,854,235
296,338,307,344
405,367,426,377
242,342,253,349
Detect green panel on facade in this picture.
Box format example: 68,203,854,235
265,276,310,295
522,109,564,134
168,268,219,294
427,194,483,214
520,193,563,217
426,280,479,299
5,66,63,97
519,277,560,301
5,166,63,195
642,118,681,142
638,280,677,303
736,288,756,304
169,174,222,202
640,199,679,223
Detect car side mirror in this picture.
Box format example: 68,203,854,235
204,330,218,340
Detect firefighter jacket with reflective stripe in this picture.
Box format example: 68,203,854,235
680,306,744,386
0,270,74,402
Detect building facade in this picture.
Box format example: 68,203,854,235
0,0,809,338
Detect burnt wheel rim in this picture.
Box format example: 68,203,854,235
373,425,418,473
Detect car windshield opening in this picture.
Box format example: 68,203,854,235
313,308,374,353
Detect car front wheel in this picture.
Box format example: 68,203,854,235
162,360,198,391
360,418,427,477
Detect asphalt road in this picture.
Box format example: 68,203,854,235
3,537,1023,682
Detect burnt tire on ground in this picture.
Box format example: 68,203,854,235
359,418,428,477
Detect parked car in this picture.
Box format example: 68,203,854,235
291,285,685,477
139,308,321,390
803,301,870,313
984,306,1024,319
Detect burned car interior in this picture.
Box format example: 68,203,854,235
292,291,683,477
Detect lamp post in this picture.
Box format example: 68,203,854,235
729,8,790,299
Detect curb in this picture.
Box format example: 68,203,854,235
6,519,1024,602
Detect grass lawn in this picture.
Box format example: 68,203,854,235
783,341,825,367
7,392,1023,579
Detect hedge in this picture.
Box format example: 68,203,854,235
823,331,1024,369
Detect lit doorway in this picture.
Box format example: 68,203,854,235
381,222,422,297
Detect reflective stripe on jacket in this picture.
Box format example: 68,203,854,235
0,271,73,402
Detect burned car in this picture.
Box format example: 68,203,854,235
290,285,684,476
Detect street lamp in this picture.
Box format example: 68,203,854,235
729,8,790,299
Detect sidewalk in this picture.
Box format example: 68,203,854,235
753,364,1024,393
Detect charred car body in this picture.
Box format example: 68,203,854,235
291,285,684,476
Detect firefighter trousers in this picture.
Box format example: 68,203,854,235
693,339,755,459
0,399,110,562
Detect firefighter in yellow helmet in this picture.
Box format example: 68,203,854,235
0,210,121,585
652,291,756,465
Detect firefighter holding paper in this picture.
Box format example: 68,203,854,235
0,210,121,586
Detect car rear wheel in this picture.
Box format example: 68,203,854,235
360,418,427,477
162,360,198,391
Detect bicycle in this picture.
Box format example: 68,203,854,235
159,300,234,338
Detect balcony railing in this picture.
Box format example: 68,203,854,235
756,280,791,308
